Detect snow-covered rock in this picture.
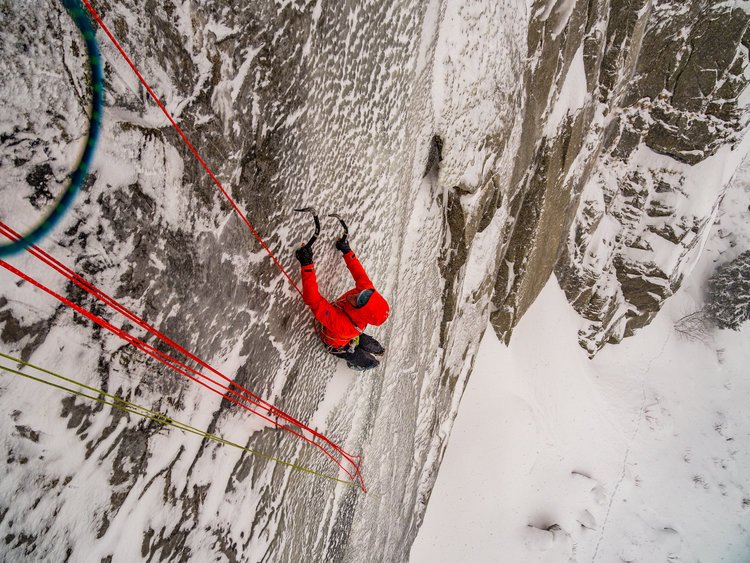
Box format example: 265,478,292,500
553,0,750,354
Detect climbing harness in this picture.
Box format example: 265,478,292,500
0,0,103,258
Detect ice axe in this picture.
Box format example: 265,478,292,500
328,213,349,241
294,207,320,247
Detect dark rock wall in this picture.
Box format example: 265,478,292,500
553,0,750,354
491,0,605,340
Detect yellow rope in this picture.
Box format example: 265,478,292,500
0,351,356,488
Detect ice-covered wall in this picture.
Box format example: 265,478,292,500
1,0,749,561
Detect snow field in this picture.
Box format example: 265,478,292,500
412,269,750,561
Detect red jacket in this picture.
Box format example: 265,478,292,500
301,251,389,349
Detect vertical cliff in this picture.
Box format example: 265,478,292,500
554,1,750,354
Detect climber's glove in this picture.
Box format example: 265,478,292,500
295,244,314,266
335,237,351,254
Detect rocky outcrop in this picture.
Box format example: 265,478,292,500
553,0,750,354
485,0,750,354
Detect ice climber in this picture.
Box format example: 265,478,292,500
295,229,389,371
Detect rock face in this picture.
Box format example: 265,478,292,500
0,0,748,561
551,0,750,354
492,0,750,354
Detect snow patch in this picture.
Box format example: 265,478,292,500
544,44,588,137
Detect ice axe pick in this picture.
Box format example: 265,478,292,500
328,213,349,240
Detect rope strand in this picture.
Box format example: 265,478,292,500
1,0,369,492
0,256,362,486
0,222,365,490
0,352,355,487
0,0,103,257
79,0,301,296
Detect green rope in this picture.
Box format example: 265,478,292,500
0,352,356,488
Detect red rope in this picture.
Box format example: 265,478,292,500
0,225,364,490
4,1,367,490
0,225,313,444
79,0,302,297
0,254,362,487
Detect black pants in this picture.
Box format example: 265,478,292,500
330,333,384,371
